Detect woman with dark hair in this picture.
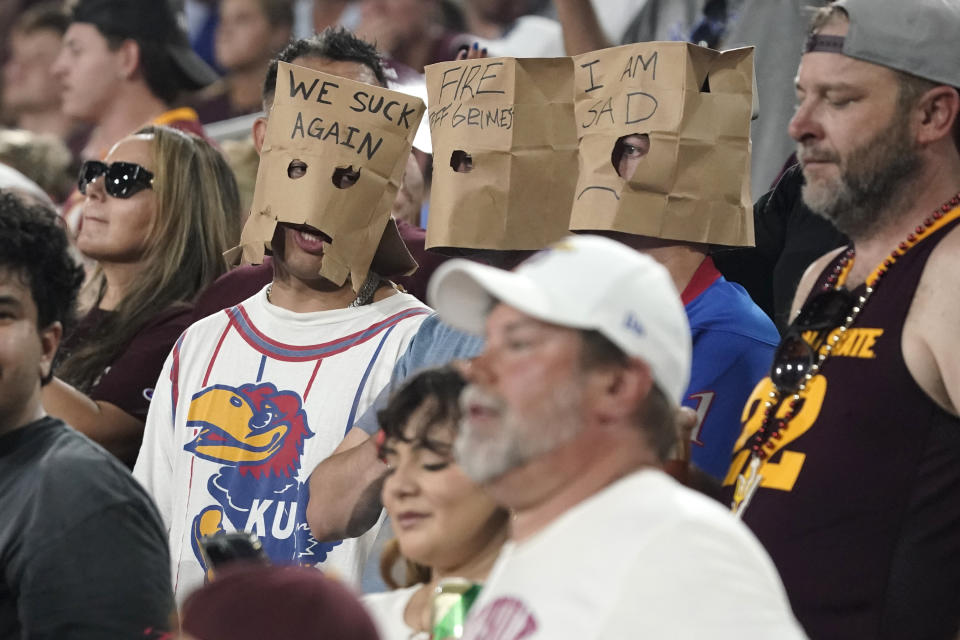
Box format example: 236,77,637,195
43,125,242,466
364,367,509,639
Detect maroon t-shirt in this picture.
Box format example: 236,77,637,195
60,305,193,423
192,219,446,320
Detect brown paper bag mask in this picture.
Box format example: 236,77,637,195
569,43,755,246
424,57,578,251
231,61,426,289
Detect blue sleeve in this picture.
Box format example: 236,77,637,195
350,315,484,436
685,330,775,480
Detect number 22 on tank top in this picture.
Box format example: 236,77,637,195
723,375,827,492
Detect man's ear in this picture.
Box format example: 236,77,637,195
915,86,960,146
115,39,141,80
252,116,268,154
590,357,654,424
39,321,63,383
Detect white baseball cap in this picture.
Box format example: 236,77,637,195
427,234,692,405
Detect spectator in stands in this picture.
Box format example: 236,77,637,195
354,0,466,73
595,131,780,484
364,367,509,639
190,31,445,318
429,234,804,638
43,126,241,467
1,3,80,145
133,28,432,604
723,1,960,635
0,191,174,637
52,0,218,163
53,0,221,233
192,0,294,123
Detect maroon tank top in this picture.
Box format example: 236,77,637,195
722,215,960,639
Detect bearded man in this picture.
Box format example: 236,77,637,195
429,234,804,639
722,1,960,638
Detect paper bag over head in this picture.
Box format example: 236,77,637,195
231,61,425,290
570,43,755,246
424,56,578,251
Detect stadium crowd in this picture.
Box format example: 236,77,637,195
1,0,958,638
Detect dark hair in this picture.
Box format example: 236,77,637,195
13,1,70,36
100,34,188,105
377,367,466,456
376,366,467,589
0,191,84,380
262,27,387,109
258,0,295,28
580,330,677,461
71,0,209,104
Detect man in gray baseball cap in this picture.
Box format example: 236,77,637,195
721,1,960,637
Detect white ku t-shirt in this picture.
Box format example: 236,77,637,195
463,469,806,640
134,287,429,602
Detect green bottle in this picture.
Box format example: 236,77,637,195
431,577,483,639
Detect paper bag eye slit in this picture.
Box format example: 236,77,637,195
287,160,308,179
332,166,361,188
612,133,651,180
450,150,473,173
576,132,651,201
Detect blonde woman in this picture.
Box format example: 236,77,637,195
364,368,509,639
43,125,242,466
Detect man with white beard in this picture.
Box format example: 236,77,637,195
428,234,805,639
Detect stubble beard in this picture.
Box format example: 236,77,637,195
800,109,922,240
455,380,586,486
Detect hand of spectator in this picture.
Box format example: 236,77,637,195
455,41,488,61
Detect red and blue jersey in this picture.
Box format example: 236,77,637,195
682,257,779,480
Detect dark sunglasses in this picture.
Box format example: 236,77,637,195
78,160,154,199
770,288,856,393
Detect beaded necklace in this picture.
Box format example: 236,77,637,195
731,192,960,517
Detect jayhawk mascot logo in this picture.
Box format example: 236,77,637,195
183,382,340,574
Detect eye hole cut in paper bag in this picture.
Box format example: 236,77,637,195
570,43,755,246
424,56,578,251
230,61,426,290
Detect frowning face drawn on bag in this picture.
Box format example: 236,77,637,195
570,42,756,247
